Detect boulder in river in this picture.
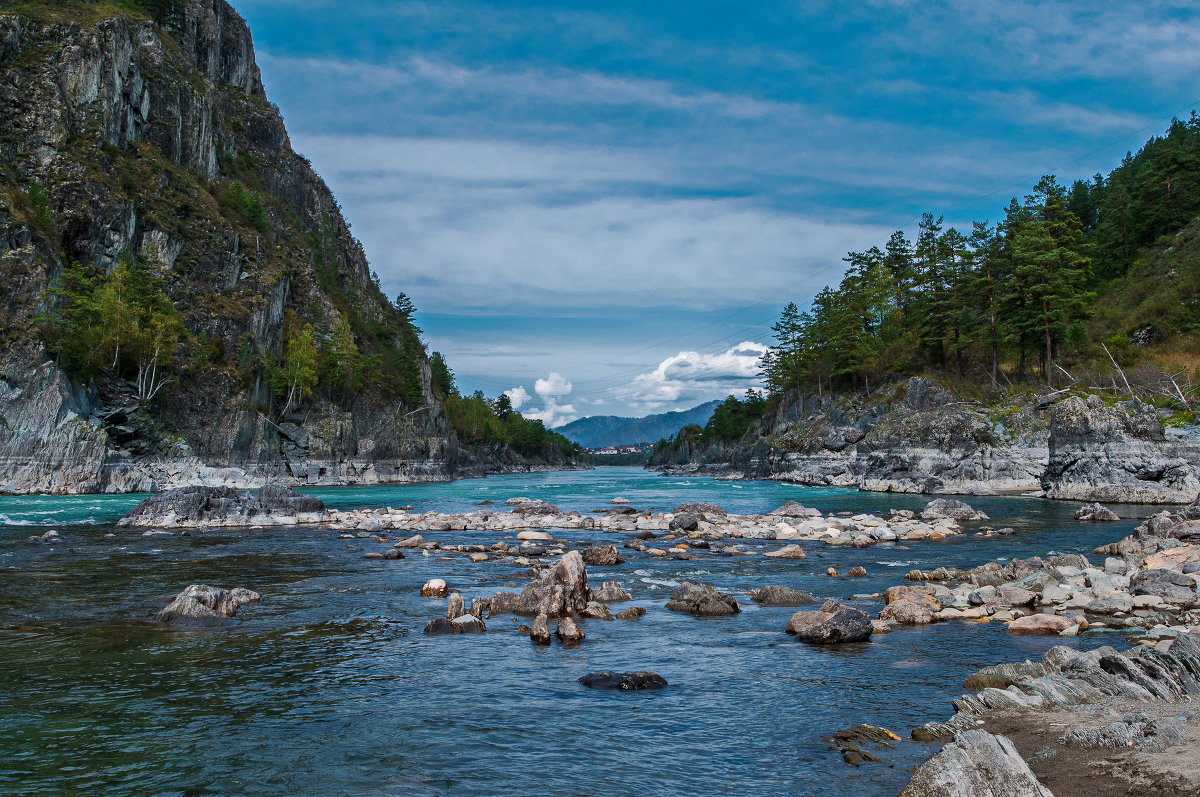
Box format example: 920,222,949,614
579,671,668,690
393,534,425,548
119,485,324,528
764,544,807,559
421,579,449,598
674,502,726,517
1075,502,1120,522
589,581,632,603
749,585,817,605
155,584,260,625
511,551,589,617
530,613,551,645
581,545,623,566
424,615,487,635
1006,613,1076,635
786,600,872,643
668,512,702,531
615,606,646,620
555,616,585,646
770,501,822,518
665,582,740,616
899,729,1052,797
509,500,562,517
920,499,988,522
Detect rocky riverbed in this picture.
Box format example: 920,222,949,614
4,468,1194,796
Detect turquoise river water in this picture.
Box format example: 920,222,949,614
0,467,1154,796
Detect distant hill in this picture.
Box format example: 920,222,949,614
557,401,721,448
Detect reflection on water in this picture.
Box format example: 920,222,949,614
0,468,1144,795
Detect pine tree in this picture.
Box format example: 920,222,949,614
1008,175,1094,382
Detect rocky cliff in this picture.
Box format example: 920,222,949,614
0,0,577,494
649,379,1200,503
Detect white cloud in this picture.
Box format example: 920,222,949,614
504,385,531,410
506,373,578,427
534,372,573,398
613,341,768,410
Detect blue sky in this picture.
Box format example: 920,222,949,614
236,0,1200,425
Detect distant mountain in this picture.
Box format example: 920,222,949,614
557,401,721,448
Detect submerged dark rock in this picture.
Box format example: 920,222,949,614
579,671,668,691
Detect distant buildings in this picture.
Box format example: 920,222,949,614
588,444,655,455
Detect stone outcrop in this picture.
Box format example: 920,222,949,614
117,485,323,527
650,378,1200,503
1043,396,1200,503
899,729,1052,797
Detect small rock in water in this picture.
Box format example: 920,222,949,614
421,579,449,598
555,616,585,646
1075,502,1120,522
827,567,839,577
393,534,425,548
764,544,807,559
590,581,632,603
581,601,613,620
155,584,260,625
615,607,646,620
446,592,465,620
579,671,668,690
847,566,867,577
530,613,551,645
921,498,988,521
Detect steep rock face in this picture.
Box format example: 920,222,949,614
1043,396,1200,503
0,2,574,493
650,379,1200,503
653,379,1049,496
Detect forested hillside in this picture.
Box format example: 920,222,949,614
759,116,1200,397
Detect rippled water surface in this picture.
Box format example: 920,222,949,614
0,468,1154,795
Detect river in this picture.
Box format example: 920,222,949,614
0,467,1151,796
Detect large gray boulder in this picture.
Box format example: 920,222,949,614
900,729,1052,797
155,584,260,625
786,599,872,643
510,550,589,617
119,485,324,528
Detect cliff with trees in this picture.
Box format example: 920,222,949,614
0,0,580,493
651,118,1200,502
